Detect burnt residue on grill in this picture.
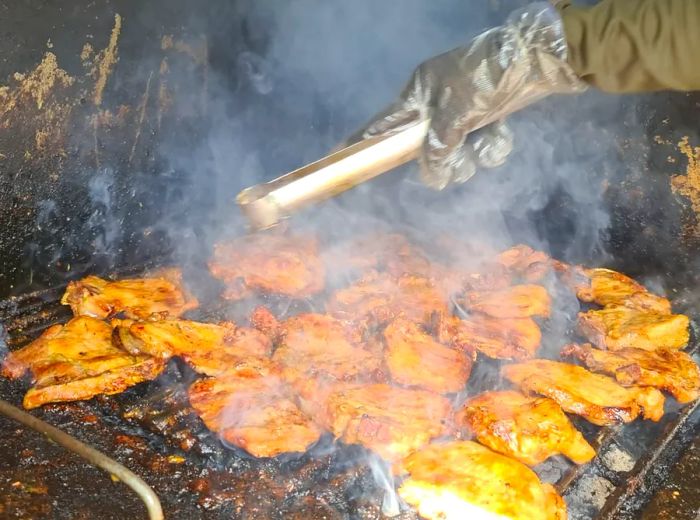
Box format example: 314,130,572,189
0,366,399,520
642,435,700,520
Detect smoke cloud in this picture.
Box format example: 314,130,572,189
61,1,652,514
147,4,630,511
146,0,627,276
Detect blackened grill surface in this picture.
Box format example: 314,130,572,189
0,285,698,519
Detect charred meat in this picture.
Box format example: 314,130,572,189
397,440,567,520
502,359,665,426
327,272,450,327
383,318,471,394
61,268,199,320
456,390,595,466
272,313,384,406
321,383,452,462
567,267,672,313
496,244,552,283
562,343,700,403
23,358,164,410
323,232,434,279
578,306,690,351
438,315,541,360
114,319,272,376
2,316,164,409
462,284,551,319
209,233,325,300
188,358,322,458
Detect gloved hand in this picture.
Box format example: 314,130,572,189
348,2,587,190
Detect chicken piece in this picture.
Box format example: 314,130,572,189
208,233,325,300
23,358,164,409
272,314,384,409
397,440,566,520
433,234,487,261
327,272,449,328
456,390,595,466
323,233,434,279
433,236,510,275
502,359,665,426
438,315,541,360
430,236,513,291
1,317,164,409
61,268,199,320
249,305,282,341
322,383,452,461
383,318,471,394
562,343,700,404
561,266,671,313
3,317,132,383
462,284,551,319
578,306,689,351
188,358,322,458
456,264,513,292
497,245,552,283
114,319,271,376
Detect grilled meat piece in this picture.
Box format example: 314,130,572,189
188,359,322,458
397,440,566,520
456,390,595,466
322,383,452,461
3,317,132,383
430,236,514,292
327,272,449,327
272,314,384,408
209,233,325,300
1,316,164,409
462,284,551,319
249,305,282,341
383,318,471,394
324,233,434,279
502,359,665,426
24,358,164,409
433,235,498,261
456,265,513,292
114,319,271,376
560,266,671,313
562,343,700,404
578,306,689,351
61,268,198,320
438,315,541,360
496,245,552,283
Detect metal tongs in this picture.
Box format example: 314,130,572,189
236,120,430,231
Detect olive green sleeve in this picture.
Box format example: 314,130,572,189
557,0,700,93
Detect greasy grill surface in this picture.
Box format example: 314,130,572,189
0,280,698,519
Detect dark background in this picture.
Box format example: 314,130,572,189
0,0,699,298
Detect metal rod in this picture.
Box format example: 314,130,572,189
237,120,430,231
0,398,164,520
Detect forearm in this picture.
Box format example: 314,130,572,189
558,0,700,93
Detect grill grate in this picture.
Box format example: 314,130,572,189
0,279,698,519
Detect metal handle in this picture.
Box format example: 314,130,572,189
236,120,430,230
0,399,164,520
